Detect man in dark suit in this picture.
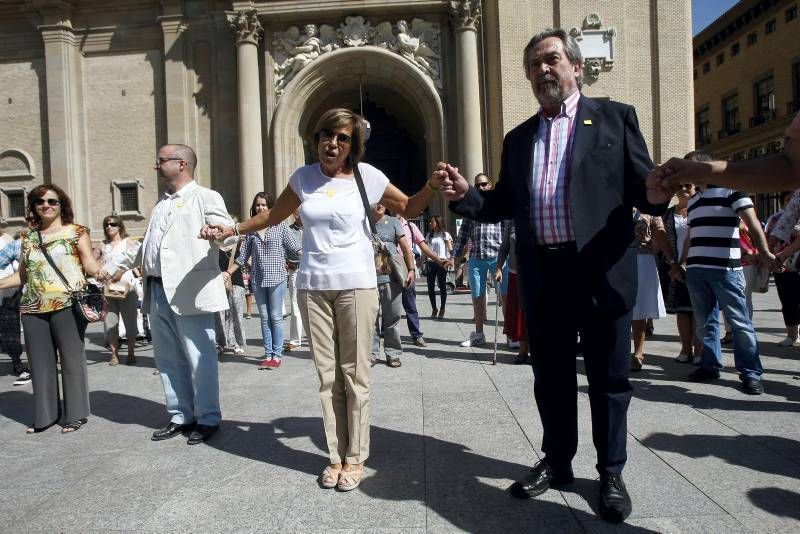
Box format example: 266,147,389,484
438,29,671,523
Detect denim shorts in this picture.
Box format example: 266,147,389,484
468,256,508,299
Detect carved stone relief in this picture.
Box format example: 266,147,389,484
227,10,263,46
448,0,482,31
272,16,442,97
569,13,616,83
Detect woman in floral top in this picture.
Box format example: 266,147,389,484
0,185,106,434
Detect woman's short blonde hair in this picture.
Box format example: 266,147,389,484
313,108,368,165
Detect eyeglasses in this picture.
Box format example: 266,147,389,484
679,184,694,190
155,157,183,166
104,222,120,228
475,182,491,188
319,129,352,145
34,198,60,207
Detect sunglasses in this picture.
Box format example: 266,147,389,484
319,129,352,145
679,184,695,190
34,198,61,207
104,222,120,228
475,182,491,188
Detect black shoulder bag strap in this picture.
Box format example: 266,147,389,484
352,163,380,239
37,230,75,294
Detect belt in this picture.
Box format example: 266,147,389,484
536,241,577,255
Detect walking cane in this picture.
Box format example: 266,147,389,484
492,285,499,365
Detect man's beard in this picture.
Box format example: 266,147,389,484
534,79,565,109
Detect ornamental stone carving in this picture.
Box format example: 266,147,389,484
569,13,616,83
272,16,442,97
448,0,481,31
227,10,263,46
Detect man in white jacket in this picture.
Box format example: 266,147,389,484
114,144,235,445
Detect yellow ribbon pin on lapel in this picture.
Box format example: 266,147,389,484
583,119,593,126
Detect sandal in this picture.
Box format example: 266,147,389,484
61,418,88,434
337,466,364,491
319,465,342,489
387,357,402,368
26,421,57,434
109,355,119,366
126,355,136,365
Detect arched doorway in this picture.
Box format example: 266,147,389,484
271,46,446,214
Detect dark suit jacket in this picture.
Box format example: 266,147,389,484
451,96,667,322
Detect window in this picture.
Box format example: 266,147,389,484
747,32,758,45
696,107,711,145
112,180,142,215
0,188,27,221
731,42,740,56
752,75,775,126
787,5,798,22
716,53,725,66
722,94,739,135
765,19,776,34
702,62,710,74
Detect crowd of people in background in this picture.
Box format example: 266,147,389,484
2,24,800,526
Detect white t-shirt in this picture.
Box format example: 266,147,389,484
289,162,390,290
427,231,452,259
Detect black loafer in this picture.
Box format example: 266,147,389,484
687,367,720,382
742,378,764,395
598,473,632,523
508,459,574,499
187,424,219,445
151,422,196,441
513,353,530,365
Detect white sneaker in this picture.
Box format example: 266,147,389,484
691,355,702,365
460,332,486,347
777,336,798,347
233,345,245,355
13,372,31,386
507,337,520,350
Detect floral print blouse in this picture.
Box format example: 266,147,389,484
20,224,88,314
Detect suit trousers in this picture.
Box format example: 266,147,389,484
528,244,633,475
299,288,379,465
22,308,90,428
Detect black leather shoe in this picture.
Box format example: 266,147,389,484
598,473,632,523
187,424,219,445
513,353,530,365
508,459,574,499
151,422,196,441
742,378,764,395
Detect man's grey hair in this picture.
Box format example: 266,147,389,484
523,28,584,89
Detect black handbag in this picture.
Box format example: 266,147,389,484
37,231,104,323
352,164,408,286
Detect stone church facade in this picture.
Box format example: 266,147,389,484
0,0,694,239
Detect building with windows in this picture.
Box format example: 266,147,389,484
0,0,694,239
693,0,800,214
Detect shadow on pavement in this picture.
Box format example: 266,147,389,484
747,487,800,520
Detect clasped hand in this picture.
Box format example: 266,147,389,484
198,224,234,241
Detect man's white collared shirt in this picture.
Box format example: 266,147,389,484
142,181,198,277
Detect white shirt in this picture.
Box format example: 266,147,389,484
142,181,197,277
427,231,452,259
289,163,389,290
103,238,140,284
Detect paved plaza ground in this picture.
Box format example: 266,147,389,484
0,282,799,533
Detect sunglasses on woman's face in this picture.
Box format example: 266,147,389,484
105,222,120,228
34,198,60,207
319,129,352,145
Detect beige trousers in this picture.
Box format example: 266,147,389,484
299,288,379,465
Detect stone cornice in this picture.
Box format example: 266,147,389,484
448,0,480,32
157,14,187,35
227,9,263,46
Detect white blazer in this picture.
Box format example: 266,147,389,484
117,181,236,316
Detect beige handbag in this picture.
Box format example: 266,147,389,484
103,281,132,300
223,246,237,291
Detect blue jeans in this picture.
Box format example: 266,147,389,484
148,279,221,426
253,281,287,358
685,267,763,381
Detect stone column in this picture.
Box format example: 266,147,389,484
37,2,90,220
450,0,484,184
227,10,264,213
158,7,191,147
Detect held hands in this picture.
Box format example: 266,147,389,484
431,162,469,202
668,263,685,282
648,157,712,191
199,224,235,241
760,250,786,272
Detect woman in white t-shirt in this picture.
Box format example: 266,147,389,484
425,215,452,318
206,108,445,492
96,215,141,366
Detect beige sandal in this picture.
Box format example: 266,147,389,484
337,466,365,491
319,465,342,489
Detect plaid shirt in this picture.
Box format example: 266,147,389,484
452,218,504,260
0,239,20,270
530,90,580,244
236,222,301,287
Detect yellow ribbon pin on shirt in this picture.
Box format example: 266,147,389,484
583,119,593,126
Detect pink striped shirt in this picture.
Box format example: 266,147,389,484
530,90,581,244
